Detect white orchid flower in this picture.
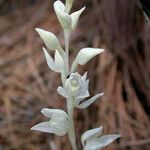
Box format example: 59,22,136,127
57,72,103,108
43,47,65,73
81,126,121,150
71,48,105,73
31,108,68,136
54,0,85,31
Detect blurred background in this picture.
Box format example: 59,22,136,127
0,0,150,149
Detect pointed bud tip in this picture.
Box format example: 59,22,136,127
99,125,103,130
35,28,41,33
82,6,86,11
42,47,47,52
41,108,47,114
30,126,35,130
97,48,105,53
100,93,104,96
117,134,122,138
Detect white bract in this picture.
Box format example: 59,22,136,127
35,28,63,52
71,48,105,73
31,108,68,136
57,72,104,108
81,126,121,150
43,47,64,73
54,0,85,31
65,0,74,13
76,48,105,65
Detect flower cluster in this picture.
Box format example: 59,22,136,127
31,0,121,149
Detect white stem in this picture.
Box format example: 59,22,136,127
67,98,77,150
62,29,77,150
64,30,70,75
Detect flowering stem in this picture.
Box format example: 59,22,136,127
67,98,77,150
63,29,77,150
64,30,70,75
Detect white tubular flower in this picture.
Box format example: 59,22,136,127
81,126,121,150
31,108,68,136
35,28,63,52
43,48,64,73
54,0,85,31
57,72,103,108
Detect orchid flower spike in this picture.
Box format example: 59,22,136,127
57,72,104,108
31,108,68,136
54,0,85,31
81,126,121,150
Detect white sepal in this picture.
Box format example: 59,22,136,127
55,50,64,71
41,108,67,118
77,93,104,109
82,72,88,80
75,48,105,65
54,0,72,29
76,90,90,101
71,6,86,30
35,28,62,51
81,126,103,146
65,0,74,12
43,48,58,72
43,48,64,73
57,86,68,98
31,121,55,134
95,134,121,149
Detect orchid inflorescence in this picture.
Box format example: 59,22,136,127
31,0,121,149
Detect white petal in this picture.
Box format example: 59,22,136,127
57,86,69,98
84,141,102,150
31,121,55,133
71,6,86,30
54,50,64,71
82,72,88,80
76,90,90,102
77,93,104,109
35,28,62,51
76,48,105,65
94,134,121,149
54,0,72,29
43,48,59,72
41,108,67,118
84,79,89,90
81,126,103,146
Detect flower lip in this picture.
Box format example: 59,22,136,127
64,72,89,98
